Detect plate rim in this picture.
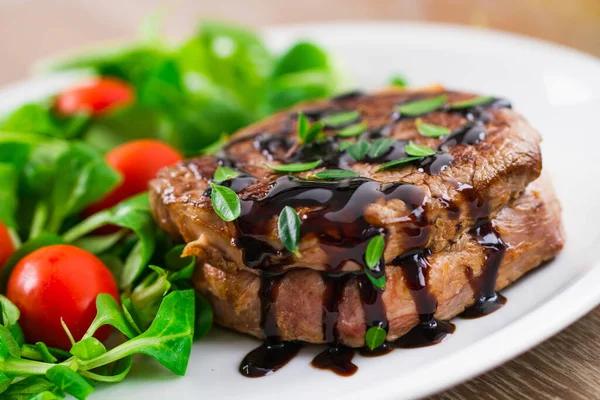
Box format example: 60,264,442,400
1,21,600,400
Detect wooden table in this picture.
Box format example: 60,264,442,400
1,1,600,398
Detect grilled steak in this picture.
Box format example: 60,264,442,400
150,88,542,274
193,176,564,347
149,87,563,376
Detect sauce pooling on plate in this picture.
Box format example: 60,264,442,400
214,90,512,377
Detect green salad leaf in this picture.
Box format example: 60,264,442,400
46,365,94,400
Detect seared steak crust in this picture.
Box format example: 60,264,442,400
193,177,564,347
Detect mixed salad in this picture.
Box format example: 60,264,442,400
0,20,353,399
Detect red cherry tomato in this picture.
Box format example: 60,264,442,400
0,222,15,269
56,77,135,116
87,140,183,214
6,245,119,350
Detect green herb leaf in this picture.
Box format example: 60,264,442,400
121,298,143,336
78,355,133,384
389,74,408,88
338,141,353,151
374,157,423,172
210,183,241,222
367,138,394,158
62,194,156,289
311,170,360,180
70,337,107,361
404,142,435,157
278,206,301,256
366,269,385,289
72,230,127,255
415,118,451,138
213,166,239,182
449,95,494,109
396,95,447,117
46,142,121,233
0,295,20,328
0,325,20,360
1,376,63,400
46,365,94,400
0,164,19,229
365,326,387,350
0,371,11,395
347,140,370,161
266,160,322,173
83,294,139,340
35,343,58,364
365,236,385,270
336,122,367,138
322,110,360,128
28,390,65,400
78,290,195,376
297,115,324,145
305,122,325,144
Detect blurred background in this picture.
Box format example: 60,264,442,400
1,0,600,86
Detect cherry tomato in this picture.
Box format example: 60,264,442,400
87,140,183,214
55,77,135,116
0,222,15,269
7,244,119,350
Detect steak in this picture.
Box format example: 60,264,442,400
150,88,542,275
193,176,564,347
149,87,563,374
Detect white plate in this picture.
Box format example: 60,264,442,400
2,21,600,400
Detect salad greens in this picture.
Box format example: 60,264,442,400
0,18,347,399
36,22,345,157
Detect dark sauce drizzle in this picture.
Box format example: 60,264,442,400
226,93,512,377
240,272,303,377
461,220,508,318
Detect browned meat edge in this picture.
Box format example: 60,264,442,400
193,176,564,347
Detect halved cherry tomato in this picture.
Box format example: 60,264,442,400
55,77,135,116
0,222,15,269
86,139,183,214
7,244,119,350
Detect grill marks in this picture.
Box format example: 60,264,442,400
213,90,512,377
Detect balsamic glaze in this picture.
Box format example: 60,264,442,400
461,220,507,318
240,272,304,377
439,122,487,150
233,92,512,378
311,346,358,376
234,176,428,272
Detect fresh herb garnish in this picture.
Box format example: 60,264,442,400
449,95,494,110
396,95,447,117
338,141,353,151
365,235,385,270
366,273,386,288
209,183,241,222
297,112,324,145
267,160,322,173
375,157,423,172
404,141,436,157
321,110,360,128
365,326,387,350
389,75,408,88
278,206,301,257
336,122,367,138
213,166,239,182
367,138,394,158
415,118,451,138
347,140,370,161
311,170,360,180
